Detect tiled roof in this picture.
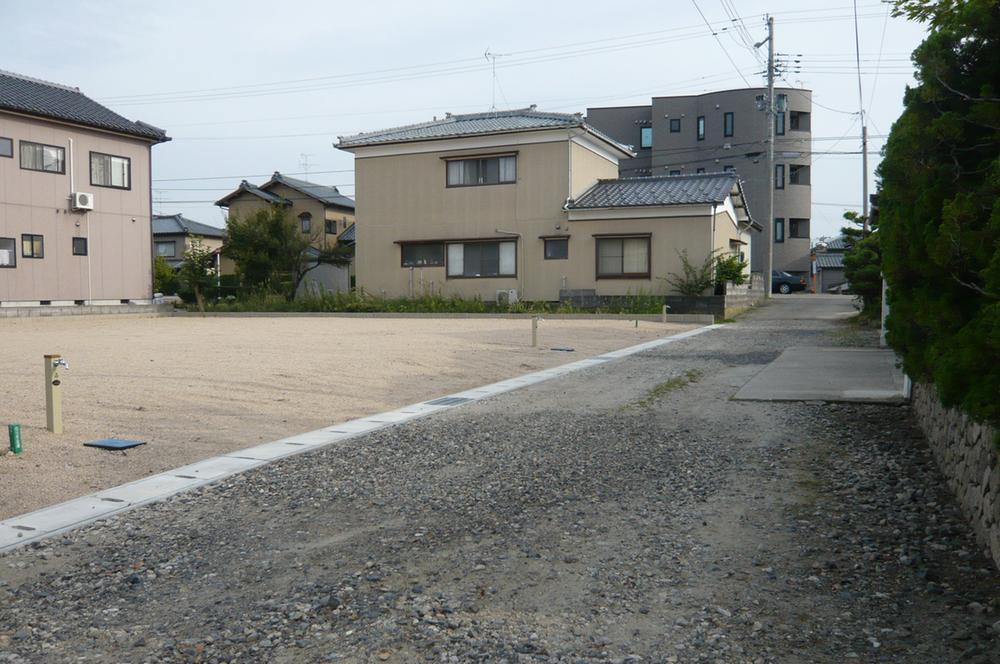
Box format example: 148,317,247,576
264,172,355,210
567,173,740,209
823,237,849,251
338,223,356,245
152,214,225,238
336,107,631,155
0,70,168,142
215,180,289,207
816,253,845,269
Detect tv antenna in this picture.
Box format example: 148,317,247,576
299,153,315,177
484,48,510,112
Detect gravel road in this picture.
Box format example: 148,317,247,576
1,297,998,663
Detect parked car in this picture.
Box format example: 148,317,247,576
772,271,807,294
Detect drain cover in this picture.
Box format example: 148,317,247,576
84,438,146,451
425,396,474,406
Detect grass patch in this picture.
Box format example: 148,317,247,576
630,369,704,409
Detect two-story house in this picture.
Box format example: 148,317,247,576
151,213,226,269
0,70,169,306
336,107,758,302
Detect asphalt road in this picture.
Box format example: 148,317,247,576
0,297,997,663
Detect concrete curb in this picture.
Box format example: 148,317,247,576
171,311,716,324
0,324,723,553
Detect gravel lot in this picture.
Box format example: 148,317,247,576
0,299,998,663
0,315,685,518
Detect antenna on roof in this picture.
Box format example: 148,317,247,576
484,48,510,112
299,153,315,178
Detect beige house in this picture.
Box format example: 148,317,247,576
336,107,758,302
0,70,169,306
151,213,226,268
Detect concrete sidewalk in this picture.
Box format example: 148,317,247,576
733,346,907,403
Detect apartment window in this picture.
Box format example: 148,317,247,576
401,242,445,267
775,112,785,136
774,218,785,243
774,164,785,189
789,164,810,185
723,112,734,137
299,212,312,233
669,169,681,176
0,137,12,158
90,152,131,189
325,219,335,234
789,218,810,239
446,155,516,187
723,165,736,173
696,116,705,141
669,118,681,133
446,240,516,278
155,241,176,258
639,127,653,149
0,237,15,267
20,141,65,174
789,111,811,131
596,236,650,279
72,237,88,256
544,238,568,260
22,234,44,258
696,168,706,174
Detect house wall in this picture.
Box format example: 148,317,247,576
153,233,223,264
0,111,155,304
818,267,846,292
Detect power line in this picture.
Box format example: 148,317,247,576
692,0,753,87
152,169,354,182
866,2,893,117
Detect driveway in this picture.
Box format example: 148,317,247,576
0,298,997,663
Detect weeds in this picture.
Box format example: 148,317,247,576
629,369,704,409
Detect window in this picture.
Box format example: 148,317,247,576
325,219,335,234
20,141,65,174
639,127,653,149
789,111,810,131
774,164,785,189
446,240,516,278
696,167,706,174
696,116,705,140
789,164,810,185
775,112,785,136
544,238,568,260
155,241,176,258
0,137,12,158
299,212,312,233
723,165,736,173
0,237,15,267
446,155,516,187
90,152,131,189
789,219,810,239
596,236,650,278
21,234,44,258
669,118,681,133
72,237,88,256
774,218,785,243
401,242,445,267
669,169,681,176
723,112,734,137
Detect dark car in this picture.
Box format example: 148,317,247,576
772,270,807,294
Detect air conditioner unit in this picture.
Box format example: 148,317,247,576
71,192,94,211
495,289,519,306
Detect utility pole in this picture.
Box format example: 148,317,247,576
755,16,775,298
861,120,869,232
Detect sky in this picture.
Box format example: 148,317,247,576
3,0,928,240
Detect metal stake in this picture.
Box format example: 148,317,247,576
44,354,67,434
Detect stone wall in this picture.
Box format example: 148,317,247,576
911,383,1000,570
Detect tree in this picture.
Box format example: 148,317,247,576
839,211,882,320
153,255,180,295
223,205,352,301
178,237,216,313
879,0,1000,429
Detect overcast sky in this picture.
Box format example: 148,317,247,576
4,0,926,239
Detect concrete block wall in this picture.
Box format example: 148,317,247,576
912,383,1000,570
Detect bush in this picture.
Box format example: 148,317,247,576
153,256,180,295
